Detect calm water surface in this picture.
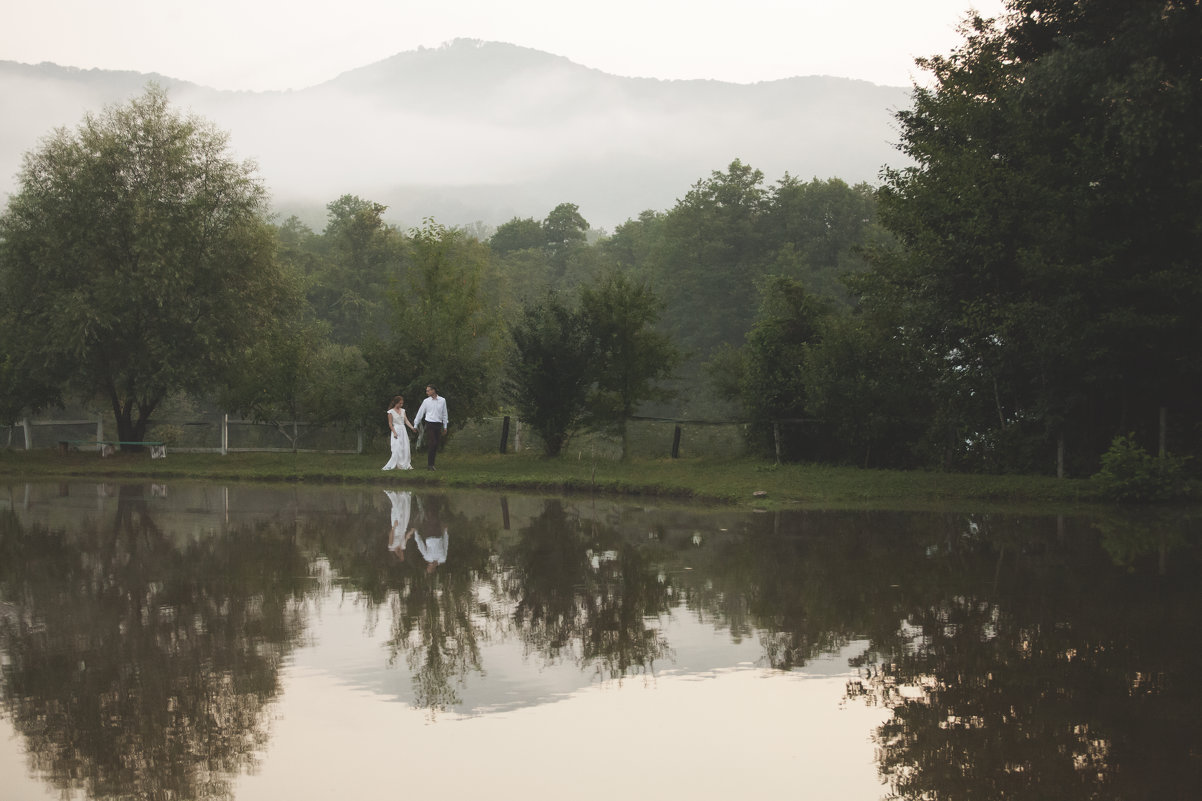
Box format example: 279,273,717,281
1,480,1199,800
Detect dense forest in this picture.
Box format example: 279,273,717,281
2,0,1199,483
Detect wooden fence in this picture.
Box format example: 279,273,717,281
8,414,760,460
8,415,361,455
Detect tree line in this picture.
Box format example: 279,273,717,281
2,0,1199,479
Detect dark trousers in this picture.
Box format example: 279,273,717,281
426,424,443,468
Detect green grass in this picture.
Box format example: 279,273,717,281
0,446,1123,512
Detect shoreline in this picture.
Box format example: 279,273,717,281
0,448,1153,514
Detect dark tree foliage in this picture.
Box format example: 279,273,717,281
373,218,504,430
489,216,545,256
490,203,602,305
650,160,769,361
307,194,405,344
580,271,681,459
858,0,1202,474
599,210,665,272
727,276,833,460
506,272,680,458
505,294,597,456
603,164,886,417
542,202,588,250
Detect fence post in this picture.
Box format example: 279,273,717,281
773,421,782,465
96,413,103,449
671,425,682,459
357,429,364,455
514,420,522,453
221,414,229,456
22,418,32,451
500,416,510,454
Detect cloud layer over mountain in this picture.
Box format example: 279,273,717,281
0,40,913,232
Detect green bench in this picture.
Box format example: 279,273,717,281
59,440,167,458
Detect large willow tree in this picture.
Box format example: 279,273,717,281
0,85,289,445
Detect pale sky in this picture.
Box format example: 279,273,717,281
3,0,1008,91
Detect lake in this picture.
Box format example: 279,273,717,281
1,480,1199,800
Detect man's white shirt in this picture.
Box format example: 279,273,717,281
414,395,449,429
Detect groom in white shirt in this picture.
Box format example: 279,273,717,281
412,384,449,470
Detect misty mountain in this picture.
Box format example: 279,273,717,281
0,39,914,232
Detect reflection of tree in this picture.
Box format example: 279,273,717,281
844,513,1202,801
673,510,927,670
306,492,499,713
383,495,498,712
1093,508,1190,574
503,501,673,679
0,485,312,801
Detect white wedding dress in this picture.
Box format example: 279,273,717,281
382,408,413,470
385,490,413,551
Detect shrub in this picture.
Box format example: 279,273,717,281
1092,433,1190,503
148,424,185,446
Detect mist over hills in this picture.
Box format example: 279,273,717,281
0,39,913,232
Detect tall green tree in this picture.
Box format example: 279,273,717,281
490,203,601,306
488,216,545,256
599,210,665,272
580,271,680,460
220,314,365,451
308,195,403,344
651,160,768,360
0,85,288,445
802,307,942,468
542,202,588,254
729,276,832,460
370,218,504,430
616,165,885,418
765,177,888,301
505,294,597,456
866,0,1202,473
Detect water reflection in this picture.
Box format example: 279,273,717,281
0,483,311,801
384,490,413,562
842,510,1202,800
503,500,672,680
1,482,1200,801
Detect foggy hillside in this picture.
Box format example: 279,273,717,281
0,39,913,232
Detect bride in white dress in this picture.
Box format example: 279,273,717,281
382,395,416,470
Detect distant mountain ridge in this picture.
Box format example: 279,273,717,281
0,40,914,231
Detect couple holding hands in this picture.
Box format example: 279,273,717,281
382,384,448,471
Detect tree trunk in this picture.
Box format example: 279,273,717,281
994,376,1006,428
111,395,157,450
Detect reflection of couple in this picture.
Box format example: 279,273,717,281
384,491,448,573
386,490,415,560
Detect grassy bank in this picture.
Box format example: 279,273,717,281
0,447,1114,511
